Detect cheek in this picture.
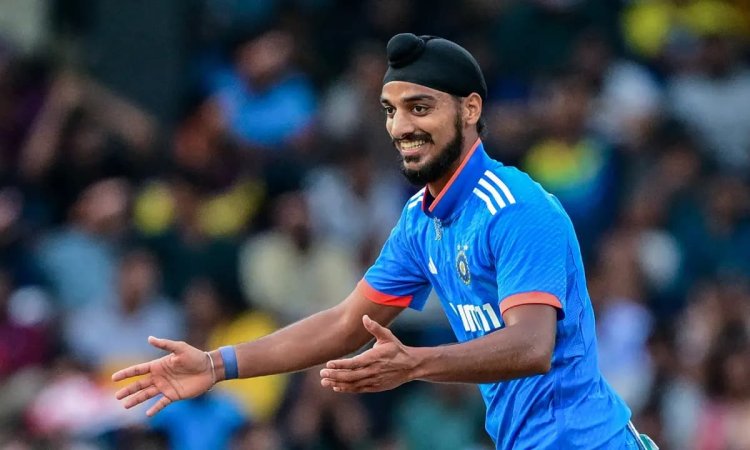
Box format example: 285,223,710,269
427,124,449,147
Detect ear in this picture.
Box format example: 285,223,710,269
462,93,483,129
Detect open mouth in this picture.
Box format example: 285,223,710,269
400,139,428,150
398,139,430,156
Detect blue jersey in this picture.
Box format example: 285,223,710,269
359,139,631,449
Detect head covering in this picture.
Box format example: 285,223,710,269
383,33,487,100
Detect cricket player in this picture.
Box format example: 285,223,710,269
114,33,658,449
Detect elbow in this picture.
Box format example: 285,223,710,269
331,306,372,353
527,345,553,375
533,354,552,375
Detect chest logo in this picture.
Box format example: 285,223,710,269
456,244,471,285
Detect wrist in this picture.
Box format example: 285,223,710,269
205,351,217,388
409,346,437,381
218,345,239,380
208,349,227,382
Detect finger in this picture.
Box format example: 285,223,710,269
115,376,153,400
326,349,378,370
320,367,376,383
146,395,172,417
123,385,160,409
325,380,382,393
148,336,183,354
362,315,395,342
321,378,375,390
112,362,152,382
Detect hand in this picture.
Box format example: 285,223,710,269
112,336,214,416
320,315,418,393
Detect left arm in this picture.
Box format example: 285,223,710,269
320,303,556,392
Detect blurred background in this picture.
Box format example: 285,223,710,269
0,0,749,449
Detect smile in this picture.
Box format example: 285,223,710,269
400,139,428,151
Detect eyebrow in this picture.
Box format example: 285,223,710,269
380,94,438,104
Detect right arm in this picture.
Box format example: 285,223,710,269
112,288,403,416
115,202,425,416
216,289,404,380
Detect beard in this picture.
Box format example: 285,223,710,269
397,114,464,186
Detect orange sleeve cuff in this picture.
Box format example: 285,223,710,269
356,279,412,308
499,291,562,315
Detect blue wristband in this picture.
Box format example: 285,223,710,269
219,346,239,380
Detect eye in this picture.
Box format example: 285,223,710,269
412,104,429,115
383,105,395,117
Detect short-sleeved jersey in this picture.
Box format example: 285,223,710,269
359,139,631,449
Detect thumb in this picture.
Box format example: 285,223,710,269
148,336,184,354
363,315,395,342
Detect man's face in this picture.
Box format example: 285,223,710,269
381,81,464,185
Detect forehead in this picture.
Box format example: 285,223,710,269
380,81,452,103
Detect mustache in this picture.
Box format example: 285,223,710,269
392,133,433,146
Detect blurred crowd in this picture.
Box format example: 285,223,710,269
1,0,750,449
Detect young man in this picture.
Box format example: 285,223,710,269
114,34,657,449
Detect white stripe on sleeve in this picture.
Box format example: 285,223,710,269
478,178,507,208
484,170,516,204
472,188,497,215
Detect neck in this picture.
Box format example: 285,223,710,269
426,133,480,197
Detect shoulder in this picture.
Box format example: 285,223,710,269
469,163,558,220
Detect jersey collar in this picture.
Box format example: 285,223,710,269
422,138,493,220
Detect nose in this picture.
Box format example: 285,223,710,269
388,109,416,140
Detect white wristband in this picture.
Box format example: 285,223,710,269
205,351,217,390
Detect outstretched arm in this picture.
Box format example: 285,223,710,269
112,289,404,416
320,303,556,392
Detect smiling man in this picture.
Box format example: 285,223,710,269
113,34,657,450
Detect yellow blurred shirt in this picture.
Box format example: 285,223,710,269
207,311,289,422
622,0,749,59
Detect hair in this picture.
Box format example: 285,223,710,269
477,115,487,137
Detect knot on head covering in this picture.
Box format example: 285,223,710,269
383,33,487,100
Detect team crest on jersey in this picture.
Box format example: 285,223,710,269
456,244,471,285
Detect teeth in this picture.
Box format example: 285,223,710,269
401,140,427,150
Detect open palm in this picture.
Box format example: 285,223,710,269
112,336,214,416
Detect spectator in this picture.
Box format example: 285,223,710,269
238,191,357,323
35,178,130,311
304,147,405,270
139,174,242,302
318,41,395,168
523,74,617,254
590,232,655,413
284,369,371,450
19,72,156,224
571,30,663,149
148,392,246,450
670,176,750,283
694,324,750,450
182,278,288,422
0,268,51,427
63,248,184,384
208,29,317,154
667,22,750,174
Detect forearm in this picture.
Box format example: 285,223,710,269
19,102,68,179
411,325,552,384
84,78,157,150
204,287,405,384
209,304,373,381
